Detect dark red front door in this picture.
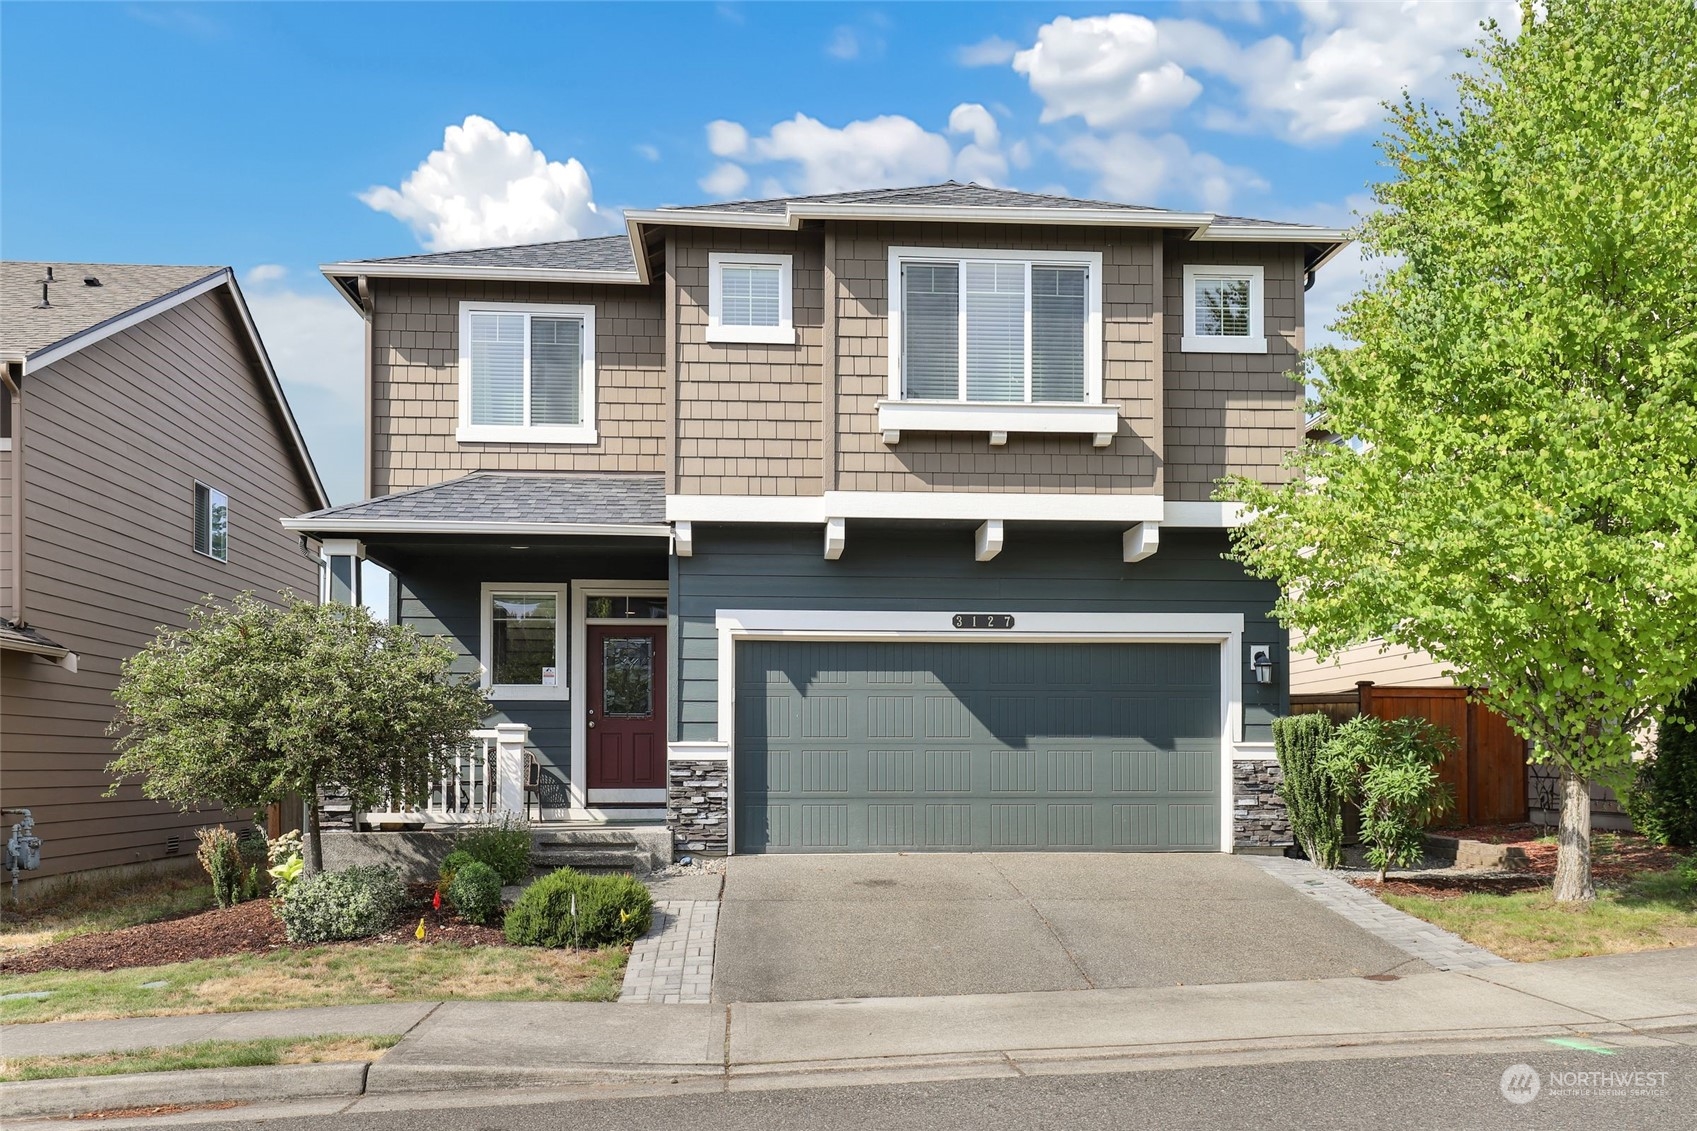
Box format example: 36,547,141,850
586,624,666,792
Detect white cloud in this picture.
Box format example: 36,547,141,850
699,162,751,198
956,35,1019,67
247,263,287,284
1012,14,1205,129
1059,131,1267,211
826,26,861,60
634,143,661,161
700,104,1019,198
1007,4,1515,147
706,119,749,158
360,114,609,251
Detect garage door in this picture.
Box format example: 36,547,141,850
734,641,1221,853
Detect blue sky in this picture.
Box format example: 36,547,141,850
2,1,1513,506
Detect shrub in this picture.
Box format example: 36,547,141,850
266,829,305,897
438,849,478,890
1323,716,1455,882
456,816,533,886
504,868,652,948
277,865,405,943
1272,713,1344,868
447,860,504,926
1624,685,1697,848
196,826,260,908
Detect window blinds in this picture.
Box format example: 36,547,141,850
721,264,782,327
529,317,582,426
469,310,584,428
469,312,525,426
1194,276,1252,337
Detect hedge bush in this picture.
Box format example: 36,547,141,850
1324,716,1455,881
457,817,533,886
277,865,406,943
1272,713,1343,868
447,859,504,926
196,826,260,908
503,868,652,948
438,849,478,889
1625,684,1697,848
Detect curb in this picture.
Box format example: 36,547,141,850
366,1062,723,1093
0,1062,368,1120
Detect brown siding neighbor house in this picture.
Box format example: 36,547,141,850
1,262,327,886
293,183,1351,856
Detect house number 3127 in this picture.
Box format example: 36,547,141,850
953,614,1015,630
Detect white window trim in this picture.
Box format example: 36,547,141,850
706,252,796,345
1181,264,1267,354
706,610,1249,856
480,582,569,701
886,245,1105,406
193,481,229,563
456,300,598,444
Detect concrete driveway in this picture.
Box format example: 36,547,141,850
711,853,1429,1003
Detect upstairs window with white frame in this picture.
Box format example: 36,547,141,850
707,252,794,344
193,482,228,562
890,248,1102,404
458,301,597,443
1181,264,1266,353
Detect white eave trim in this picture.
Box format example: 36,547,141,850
0,636,72,660
319,262,644,287
1193,225,1352,242
280,517,672,538
877,400,1120,447
627,203,1218,232
1164,501,1249,528
667,492,1164,524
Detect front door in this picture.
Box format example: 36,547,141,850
586,624,666,796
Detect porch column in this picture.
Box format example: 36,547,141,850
494,722,530,816
320,538,365,605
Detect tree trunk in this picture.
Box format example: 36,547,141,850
303,784,324,876
1552,764,1595,903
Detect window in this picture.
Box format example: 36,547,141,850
584,595,667,620
889,247,1101,404
480,583,567,699
457,302,597,443
193,483,228,562
1181,264,1266,353
707,252,795,344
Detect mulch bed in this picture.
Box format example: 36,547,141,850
1352,823,1686,900
1,884,514,975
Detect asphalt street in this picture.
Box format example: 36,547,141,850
167,1041,1696,1131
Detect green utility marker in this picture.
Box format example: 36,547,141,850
1544,1037,1616,1054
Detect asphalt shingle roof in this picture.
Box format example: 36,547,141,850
0,616,70,656
295,471,666,528
352,235,636,273
1,262,223,360
662,181,1172,215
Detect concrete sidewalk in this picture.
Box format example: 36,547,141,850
4,947,1694,1118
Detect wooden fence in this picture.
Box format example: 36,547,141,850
1290,684,1530,826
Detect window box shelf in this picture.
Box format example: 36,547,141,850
875,400,1121,448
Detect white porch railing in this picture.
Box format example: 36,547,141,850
362,722,529,825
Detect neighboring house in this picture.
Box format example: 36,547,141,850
288,182,1349,855
1,262,327,885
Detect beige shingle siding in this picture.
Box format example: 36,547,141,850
1162,239,1307,502
672,230,826,496
832,221,1162,495
368,278,666,496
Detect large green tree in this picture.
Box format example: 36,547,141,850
1225,0,1697,901
110,595,490,872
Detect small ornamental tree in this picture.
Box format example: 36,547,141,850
1272,713,1344,869
109,594,490,873
1323,717,1455,883
1223,0,1697,901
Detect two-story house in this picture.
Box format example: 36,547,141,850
287,183,1349,856
2,262,327,885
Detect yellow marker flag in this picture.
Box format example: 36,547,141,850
415,918,427,941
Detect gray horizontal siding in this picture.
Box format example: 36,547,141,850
673,526,1286,744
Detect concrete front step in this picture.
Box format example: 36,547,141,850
530,824,671,873
532,847,651,872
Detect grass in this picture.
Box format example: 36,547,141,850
0,942,628,1024
0,871,213,956
0,1034,400,1083
1380,869,1697,961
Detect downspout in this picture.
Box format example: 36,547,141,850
2,362,23,626
358,276,374,501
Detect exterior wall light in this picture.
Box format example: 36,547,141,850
1250,647,1275,686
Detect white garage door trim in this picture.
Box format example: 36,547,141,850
705,610,1247,855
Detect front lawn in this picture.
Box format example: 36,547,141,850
0,870,213,957
0,941,627,1024
0,1034,400,1082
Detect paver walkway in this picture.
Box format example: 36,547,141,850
619,900,719,1004
1246,854,1509,971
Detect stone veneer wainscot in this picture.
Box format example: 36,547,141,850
668,760,730,854
1233,761,1293,849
